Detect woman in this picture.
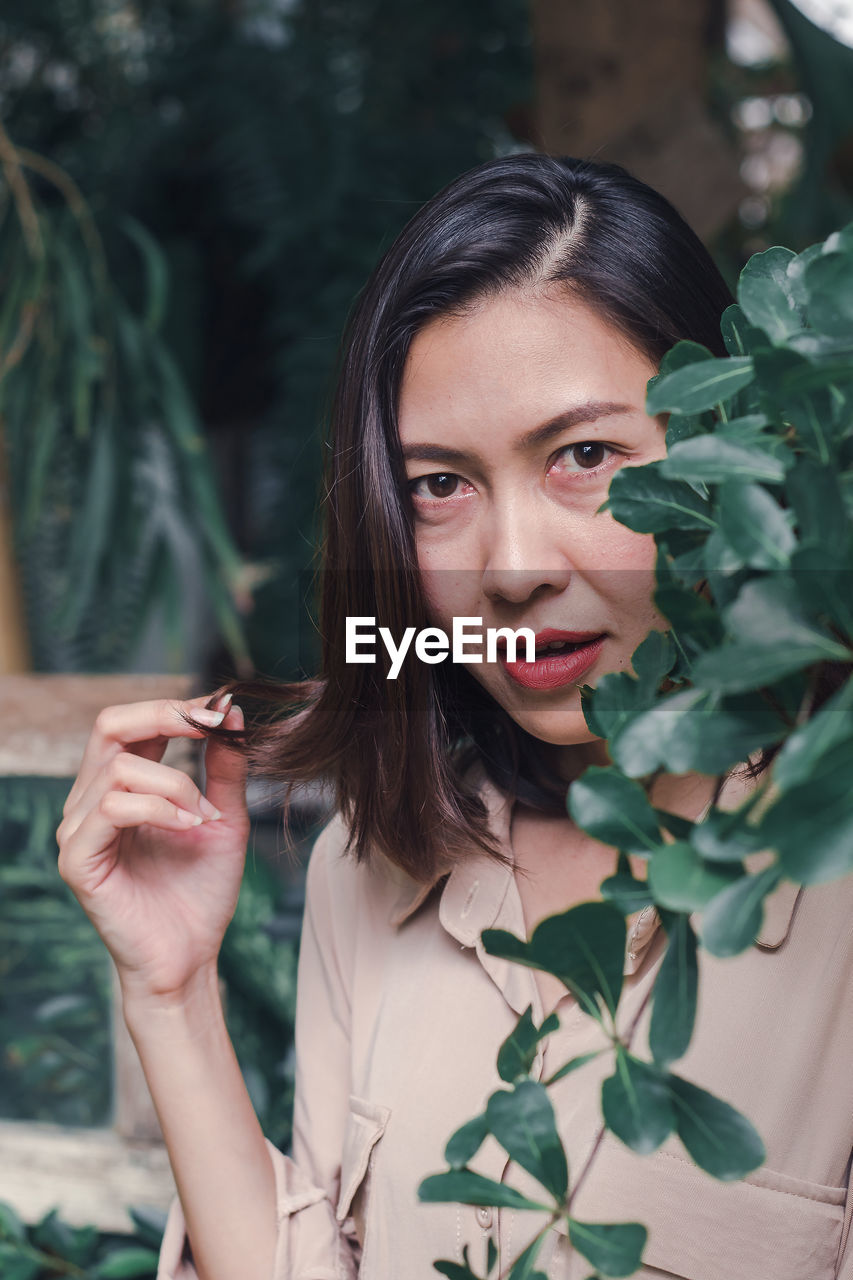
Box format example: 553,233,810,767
56,154,853,1280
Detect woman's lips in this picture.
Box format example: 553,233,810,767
499,633,607,691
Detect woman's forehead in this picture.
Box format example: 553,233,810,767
397,289,657,444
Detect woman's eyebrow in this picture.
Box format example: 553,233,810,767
400,400,635,465
518,400,634,449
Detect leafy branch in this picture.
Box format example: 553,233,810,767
419,221,853,1276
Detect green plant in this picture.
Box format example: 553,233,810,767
418,223,853,1277
0,125,251,671
0,1199,163,1279
0,777,301,1143
0,777,112,1126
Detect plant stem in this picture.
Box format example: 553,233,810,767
496,1211,560,1280
565,982,655,1216
0,119,43,258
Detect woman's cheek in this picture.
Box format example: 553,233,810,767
419,565,480,629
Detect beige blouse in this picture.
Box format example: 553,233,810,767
158,765,853,1280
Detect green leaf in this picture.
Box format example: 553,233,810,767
567,766,662,855
649,914,698,1066
486,1081,568,1200
126,1206,166,1251
785,242,823,309
435,1246,481,1280
487,1236,497,1274
578,668,652,742
785,455,849,549
418,1170,550,1212
759,736,853,884
567,1219,647,1278
483,902,627,1021
91,1247,161,1278
435,1263,479,1280
608,686,784,779
737,246,802,343
714,413,771,441
600,853,654,916
32,1208,77,1257
804,251,853,337
720,303,772,357
630,627,677,683
602,1051,674,1153
699,866,782,957
668,1074,765,1179
726,573,849,654
604,463,715,533
690,807,764,862
716,482,797,569
648,841,740,913
690,642,831,694
660,435,787,485
658,339,715,376
506,1231,547,1279
497,1006,559,1083
770,677,853,792
0,1203,26,1243
645,357,754,415
121,215,169,333
445,1113,489,1169
0,1246,40,1280
691,576,852,692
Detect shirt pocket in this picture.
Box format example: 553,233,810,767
335,1094,391,1274
561,1137,845,1280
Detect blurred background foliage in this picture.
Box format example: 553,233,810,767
0,0,535,679
0,771,310,1152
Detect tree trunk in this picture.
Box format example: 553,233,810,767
529,0,744,240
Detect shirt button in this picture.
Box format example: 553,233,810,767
475,1205,493,1229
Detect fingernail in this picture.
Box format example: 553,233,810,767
177,810,202,826
193,709,225,727
199,797,222,821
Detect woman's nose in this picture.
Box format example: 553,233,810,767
481,500,572,604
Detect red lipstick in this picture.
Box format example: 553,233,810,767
498,628,606,691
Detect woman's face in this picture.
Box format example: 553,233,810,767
396,286,670,771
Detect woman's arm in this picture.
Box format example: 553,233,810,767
154,815,360,1280
56,695,356,1280
123,967,278,1280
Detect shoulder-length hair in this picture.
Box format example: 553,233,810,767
201,152,776,882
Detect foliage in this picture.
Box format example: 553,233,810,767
419,224,853,1276
0,776,300,1148
0,0,533,675
0,128,251,672
0,777,111,1126
0,1198,163,1279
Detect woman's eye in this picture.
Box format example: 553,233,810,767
409,472,464,500
550,441,617,476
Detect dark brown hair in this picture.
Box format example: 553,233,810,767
197,152,783,883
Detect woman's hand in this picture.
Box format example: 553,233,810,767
56,692,249,1005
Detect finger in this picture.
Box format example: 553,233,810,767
59,751,223,844
202,703,248,818
66,695,227,812
58,791,205,889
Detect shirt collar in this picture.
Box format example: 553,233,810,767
388,764,800,964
